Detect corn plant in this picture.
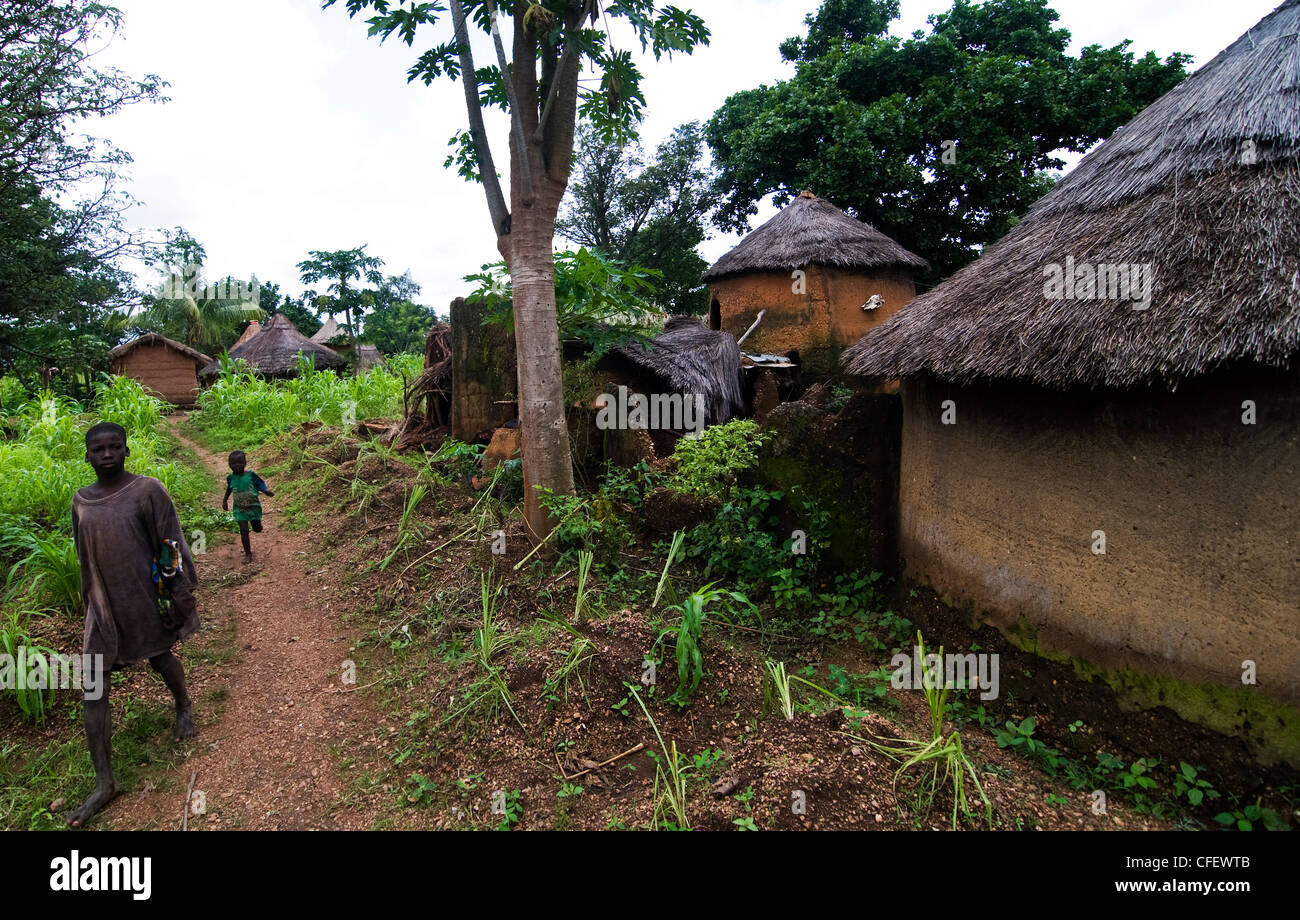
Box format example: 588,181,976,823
763,660,795,720
630,687,689,830
655,584,749,706
574,550,594,620
855,631,992,829
0,569,57,722
18,534,81,614
443,574,525,731
379,484,427,570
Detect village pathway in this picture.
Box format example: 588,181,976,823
100,418,384,830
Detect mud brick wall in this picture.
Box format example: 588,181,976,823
450,296,517,442
897,369,1300,719
710,266,916,378
112,345,202,407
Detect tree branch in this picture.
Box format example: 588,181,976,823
485,0,534,207
449,0,511,236
534,0,594,146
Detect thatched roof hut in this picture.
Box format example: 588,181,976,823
232,320,262,349
310,316,347,345
109,333,213,407
703,192,928,376
703,192,929,283
837,0,1300,763
844,0,1300,388
199,312,345,379
603,316,745,427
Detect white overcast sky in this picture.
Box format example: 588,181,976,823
89,0,1281,313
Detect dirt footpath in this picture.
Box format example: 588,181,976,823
101,424,388,830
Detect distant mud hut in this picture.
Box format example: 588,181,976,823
702,191,928,377
199,312,345,380
309,316,347,348
843,0,1300,760
232,319,262,348
109,333,213,407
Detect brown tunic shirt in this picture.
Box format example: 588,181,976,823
71,476,199,667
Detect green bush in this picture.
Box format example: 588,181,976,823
664,420,767,499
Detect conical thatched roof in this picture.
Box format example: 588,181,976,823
109,333,212,366
844,0,1300,389
232,320,262,349
606,317,745,425
310,316,347,345
199,312,345,379
702,192,928,283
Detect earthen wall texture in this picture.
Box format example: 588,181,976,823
710,266,916,376
898,369,1300,705
112,345,201,406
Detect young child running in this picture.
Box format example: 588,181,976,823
68,422,200,828
222,450,274,563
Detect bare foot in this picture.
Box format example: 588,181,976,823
66,780,120,828
174,705,197,741
242,553,252,565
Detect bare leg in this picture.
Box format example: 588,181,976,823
66,693,118,827
150,651,196,740
238,521,251,562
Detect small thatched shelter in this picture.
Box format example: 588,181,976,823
843,0,1300,762
597,316,744,455
109,333,213,407
199,312,345,380
309,316,347,347
702,191,928,376
309,316,385,373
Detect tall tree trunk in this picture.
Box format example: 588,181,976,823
499,1,576,540
504,201,574,539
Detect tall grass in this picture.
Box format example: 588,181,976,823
0,375,213,719
193,355,408,450
854,632,993,829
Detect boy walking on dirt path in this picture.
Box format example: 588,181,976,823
223,450,274,564
67,422,200,828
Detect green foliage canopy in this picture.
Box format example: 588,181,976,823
0,1,167,393
707,0,1192,278
557,121,717,313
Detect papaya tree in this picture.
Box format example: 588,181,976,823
324,0,708,539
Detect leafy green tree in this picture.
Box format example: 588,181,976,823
358,271,436,354
557,121,716,313
364,299,438,356
465,247,659,341
297,246,385,338
327,0,709,539
707,0,1191,278
0,0,166,394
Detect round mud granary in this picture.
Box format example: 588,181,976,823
702,191,928,378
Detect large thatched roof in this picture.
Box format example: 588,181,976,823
109,333,212,366
199,312,345,379
606,317,745,425
844,0,1300,390
702,192,928,283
